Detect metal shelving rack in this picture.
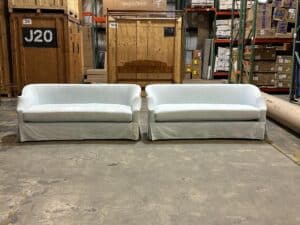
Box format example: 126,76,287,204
212,0,240,79
290,0,300,102
228,0,253,84
184,1,216,80
228,0,296,94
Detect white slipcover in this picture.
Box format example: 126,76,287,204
146,84,267,140
17,84,141,142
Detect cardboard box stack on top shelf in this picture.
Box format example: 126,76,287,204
246,1,296,38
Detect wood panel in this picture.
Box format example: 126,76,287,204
8,0,80,18
0,10,11,95
107,16,117,83
174,17,183,83
107,15,183,86
10,13,83,94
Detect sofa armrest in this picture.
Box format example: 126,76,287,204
130,86,142,112
256,96,267,122
17,96,34,113
131,95,142,112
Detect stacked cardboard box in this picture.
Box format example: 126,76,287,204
245,45,292,88
246,1,296,38
275,55,292,88
191,0,214,7
191,50,202,79
219,0,254,10
245,46,277,86
185,50,202,80
216,19,239,38
215,47,230,72
216,19,231,38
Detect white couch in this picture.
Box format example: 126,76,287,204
146,84,267,140
17,84,141,142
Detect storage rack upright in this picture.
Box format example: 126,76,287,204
212,0,240,79
184,1,216,80
290,0,300,102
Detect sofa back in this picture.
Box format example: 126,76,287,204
146,84,261,105
21,84,140,105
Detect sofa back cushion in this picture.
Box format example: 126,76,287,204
146,84,261,106
21,84,140,106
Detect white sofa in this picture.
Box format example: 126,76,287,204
146,84,267,140
17,84,141,142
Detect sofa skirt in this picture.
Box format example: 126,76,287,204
148,121,266,141
19,122,140,142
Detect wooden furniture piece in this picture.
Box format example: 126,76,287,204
107,11,184,89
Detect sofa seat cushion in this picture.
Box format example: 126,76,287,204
154,104,260,122
23,103,132,122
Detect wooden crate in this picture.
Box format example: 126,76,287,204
8,0,80,19
82,25,94,72
0,4,12,96
10,13,83,94
107,12,183,88
103,0,167,16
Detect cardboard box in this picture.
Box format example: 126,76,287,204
103,0,167,15
244,46,276,60
252,73,276,86
276,55,293,64
192,69,201,79
192,63,202,78
247,4,272,31
276,20,288,33
287,8,296,23
273,7,287,21
276,64,292,73
273,0,283,7
253,61,276,72
184,73,191,80
276,80,290,88
186,64,192,73
193,50,202,60
276,73,291,80
281,0,296,8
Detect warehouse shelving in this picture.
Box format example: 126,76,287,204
228,0,296,94
212,1,240,79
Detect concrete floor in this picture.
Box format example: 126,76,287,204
0,98,300,225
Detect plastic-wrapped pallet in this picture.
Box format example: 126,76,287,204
214,47,230,72
191,0,214,7
219,0,254,10
216,19,239,38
